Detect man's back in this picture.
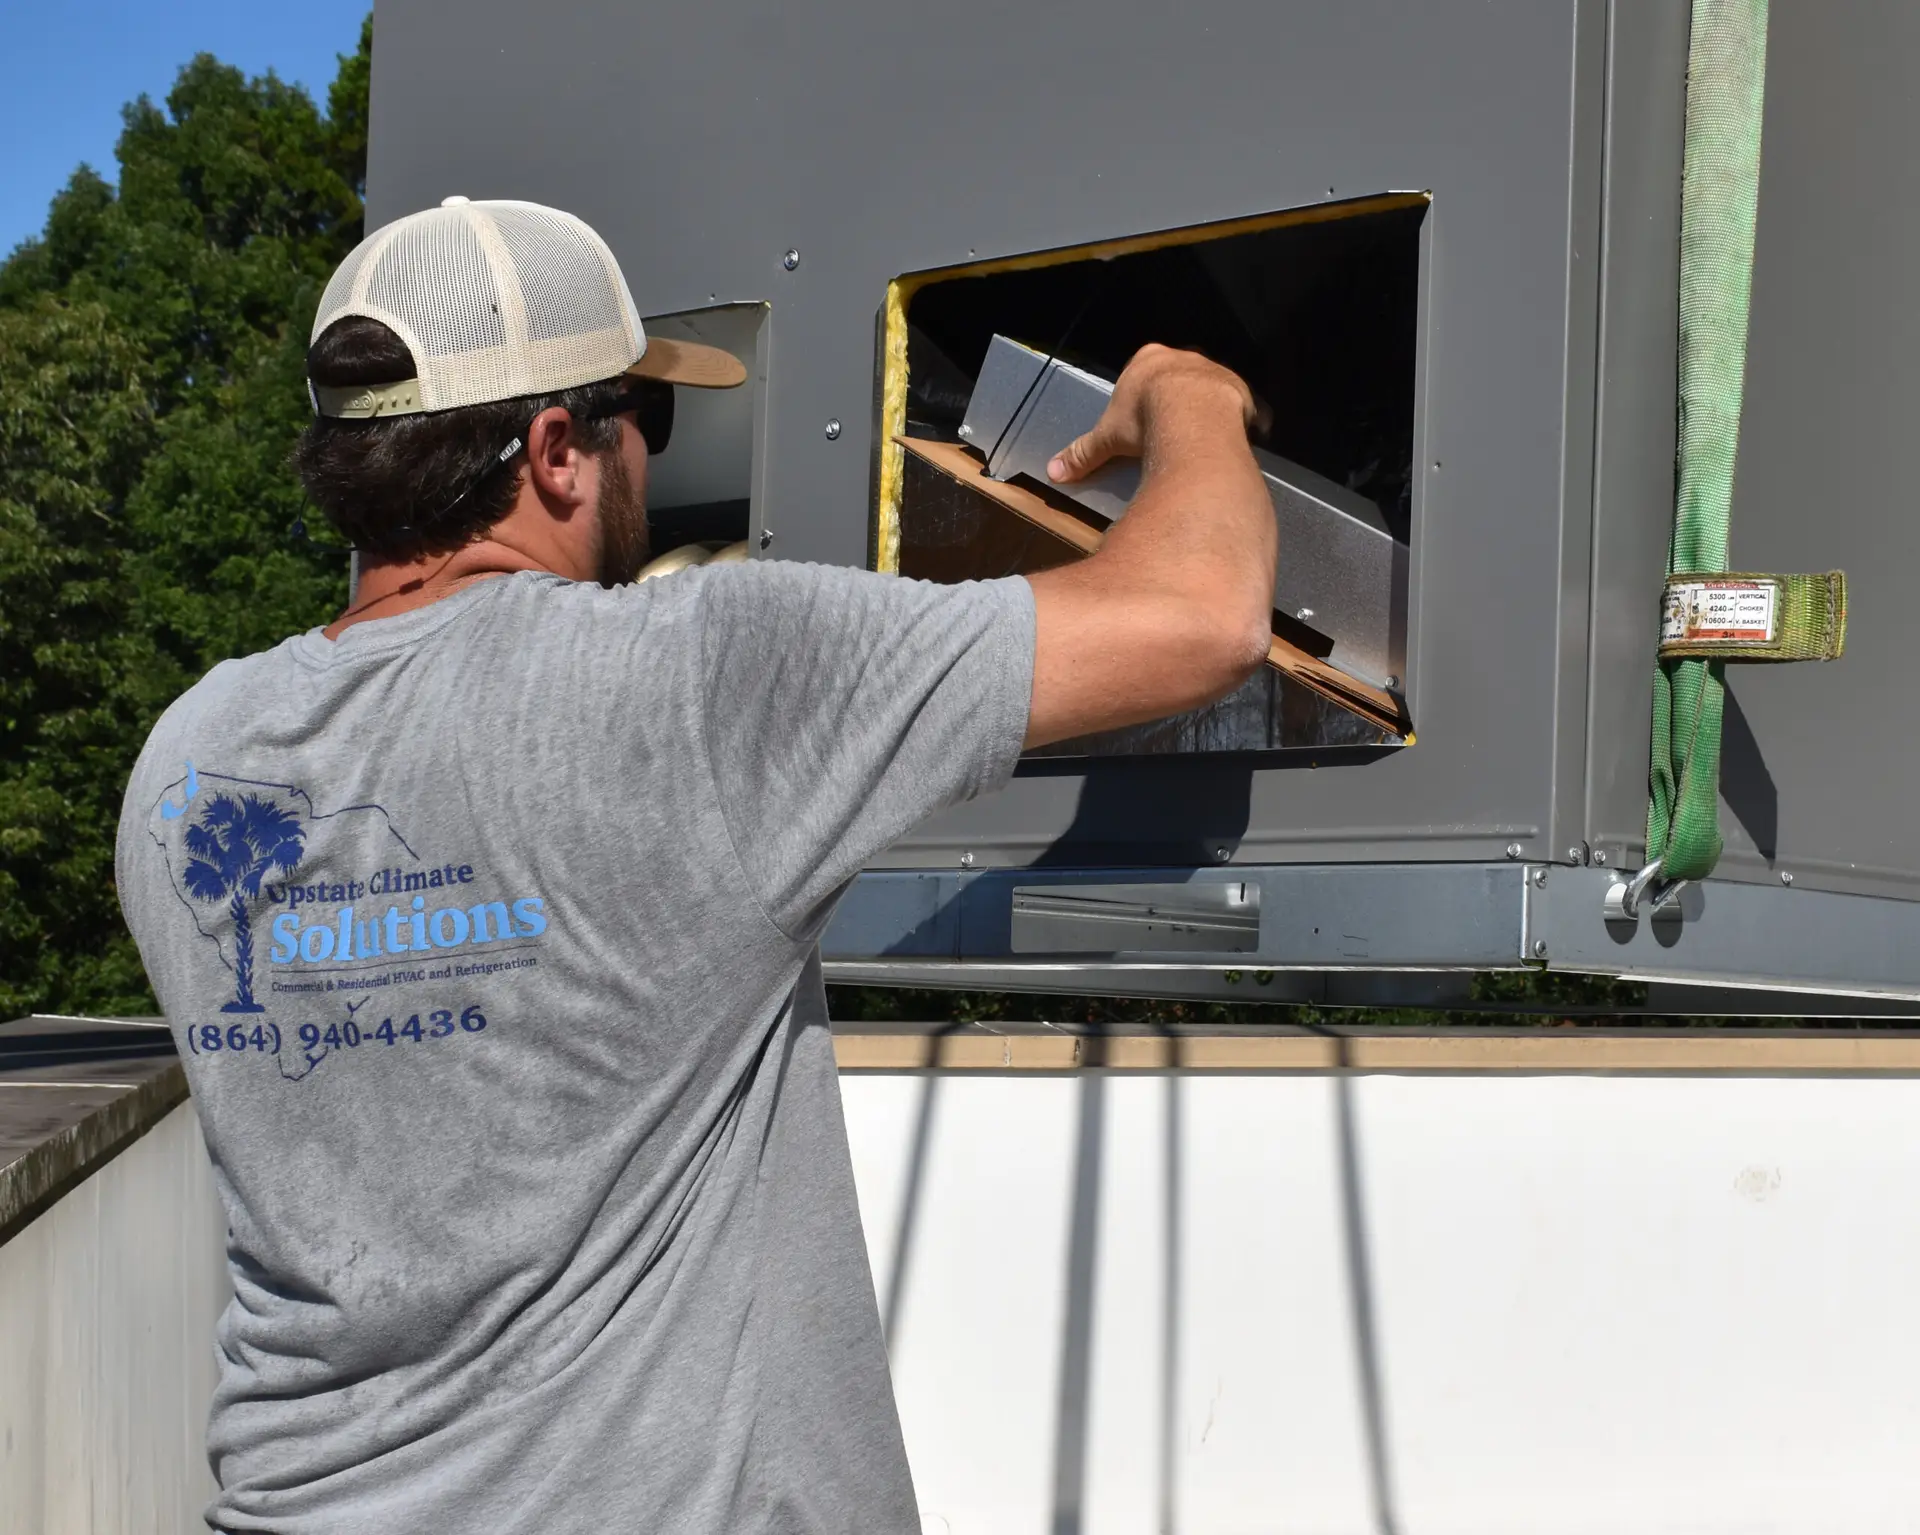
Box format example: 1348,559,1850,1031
117,563,1032,1532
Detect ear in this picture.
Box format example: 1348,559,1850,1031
523,406,591,508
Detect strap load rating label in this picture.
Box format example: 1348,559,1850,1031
1661,579,1776,646
1657,571,1847,662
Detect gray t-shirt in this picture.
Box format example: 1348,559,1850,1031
115,562,1035,1533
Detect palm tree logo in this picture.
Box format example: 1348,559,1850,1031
182,794,306,1013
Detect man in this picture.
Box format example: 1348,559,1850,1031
116,198,1274,1532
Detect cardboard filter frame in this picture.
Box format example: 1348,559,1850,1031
897,436,1408,736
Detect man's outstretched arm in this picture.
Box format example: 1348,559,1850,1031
1022,344,1277,749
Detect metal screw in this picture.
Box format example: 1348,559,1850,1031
1533,938,1548,958
824,418,842,440
958,423,973,438
1594,850,1608,866
1384,675,1400,691
1532,867,1548,888
959,851,974,868
1255,970,1274,986
1505,842,1522,860
1780,870,1793,886
1295,607,1314,621
759,529,773,551
1568,845,1585,864
1215,846,1231,863
782,248,800,270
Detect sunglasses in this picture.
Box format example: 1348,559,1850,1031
586,380,675,456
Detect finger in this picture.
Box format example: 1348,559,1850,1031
1048,426,1113,484
1250,393,1274,438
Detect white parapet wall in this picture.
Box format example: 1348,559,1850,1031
841,1062,1920,1535
0,1102,227,1535
9,1039,1920,1533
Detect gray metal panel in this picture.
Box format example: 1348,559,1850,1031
1587,0,1920,901
825,862,1920,1002
1698,0,1920,900
1531,869,1920,1001
367,0,1604,872
1544,0,1613,875
1583,1,1687,869
822,865,1527,968
1009,881,1260,955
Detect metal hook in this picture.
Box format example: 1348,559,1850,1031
1603,857,1687,922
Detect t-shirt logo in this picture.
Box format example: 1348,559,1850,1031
146,762,551,1082
180,786,306,1014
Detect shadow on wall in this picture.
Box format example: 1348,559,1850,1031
1314,1028,1405,1535
1022,757,1256,868
1718,678,1778,861
879,1050,1404,1535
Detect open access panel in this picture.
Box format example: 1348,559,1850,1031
884,196,1422,752
368,0,1920,1005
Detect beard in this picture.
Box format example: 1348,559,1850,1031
594,449,651,586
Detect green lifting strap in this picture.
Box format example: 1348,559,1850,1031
1645,0,1773,883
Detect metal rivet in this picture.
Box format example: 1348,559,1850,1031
824,418,842,440
1505,842,1523,860
1432,460,1442,471
959,851,974,868
1533,938,1548,958
759,529,773,550
1780,870,1793,886
1532,868,1548,888
782,248,800,270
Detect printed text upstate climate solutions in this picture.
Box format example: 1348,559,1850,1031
264,861,549,969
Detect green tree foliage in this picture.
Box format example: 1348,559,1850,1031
0,20,370,1017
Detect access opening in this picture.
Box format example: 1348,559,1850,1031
875,195,1426,753
640,302,767,561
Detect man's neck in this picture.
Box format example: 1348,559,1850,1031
325,539,581,641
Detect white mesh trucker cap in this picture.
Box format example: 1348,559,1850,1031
309,196,744,418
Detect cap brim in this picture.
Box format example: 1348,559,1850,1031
626,336,748,389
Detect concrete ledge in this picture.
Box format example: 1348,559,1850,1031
830,1023,1920,1074
0,1017,187,1248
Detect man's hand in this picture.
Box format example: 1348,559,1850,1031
1022,346,1277,749
1045,343,1256,486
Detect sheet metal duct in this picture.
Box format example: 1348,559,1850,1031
961,335,1405,688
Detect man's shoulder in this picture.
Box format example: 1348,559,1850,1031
155,639,301,736
120,642,293,807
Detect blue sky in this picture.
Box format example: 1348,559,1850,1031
0,0,371,260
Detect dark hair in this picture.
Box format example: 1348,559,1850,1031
293,316,625,560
